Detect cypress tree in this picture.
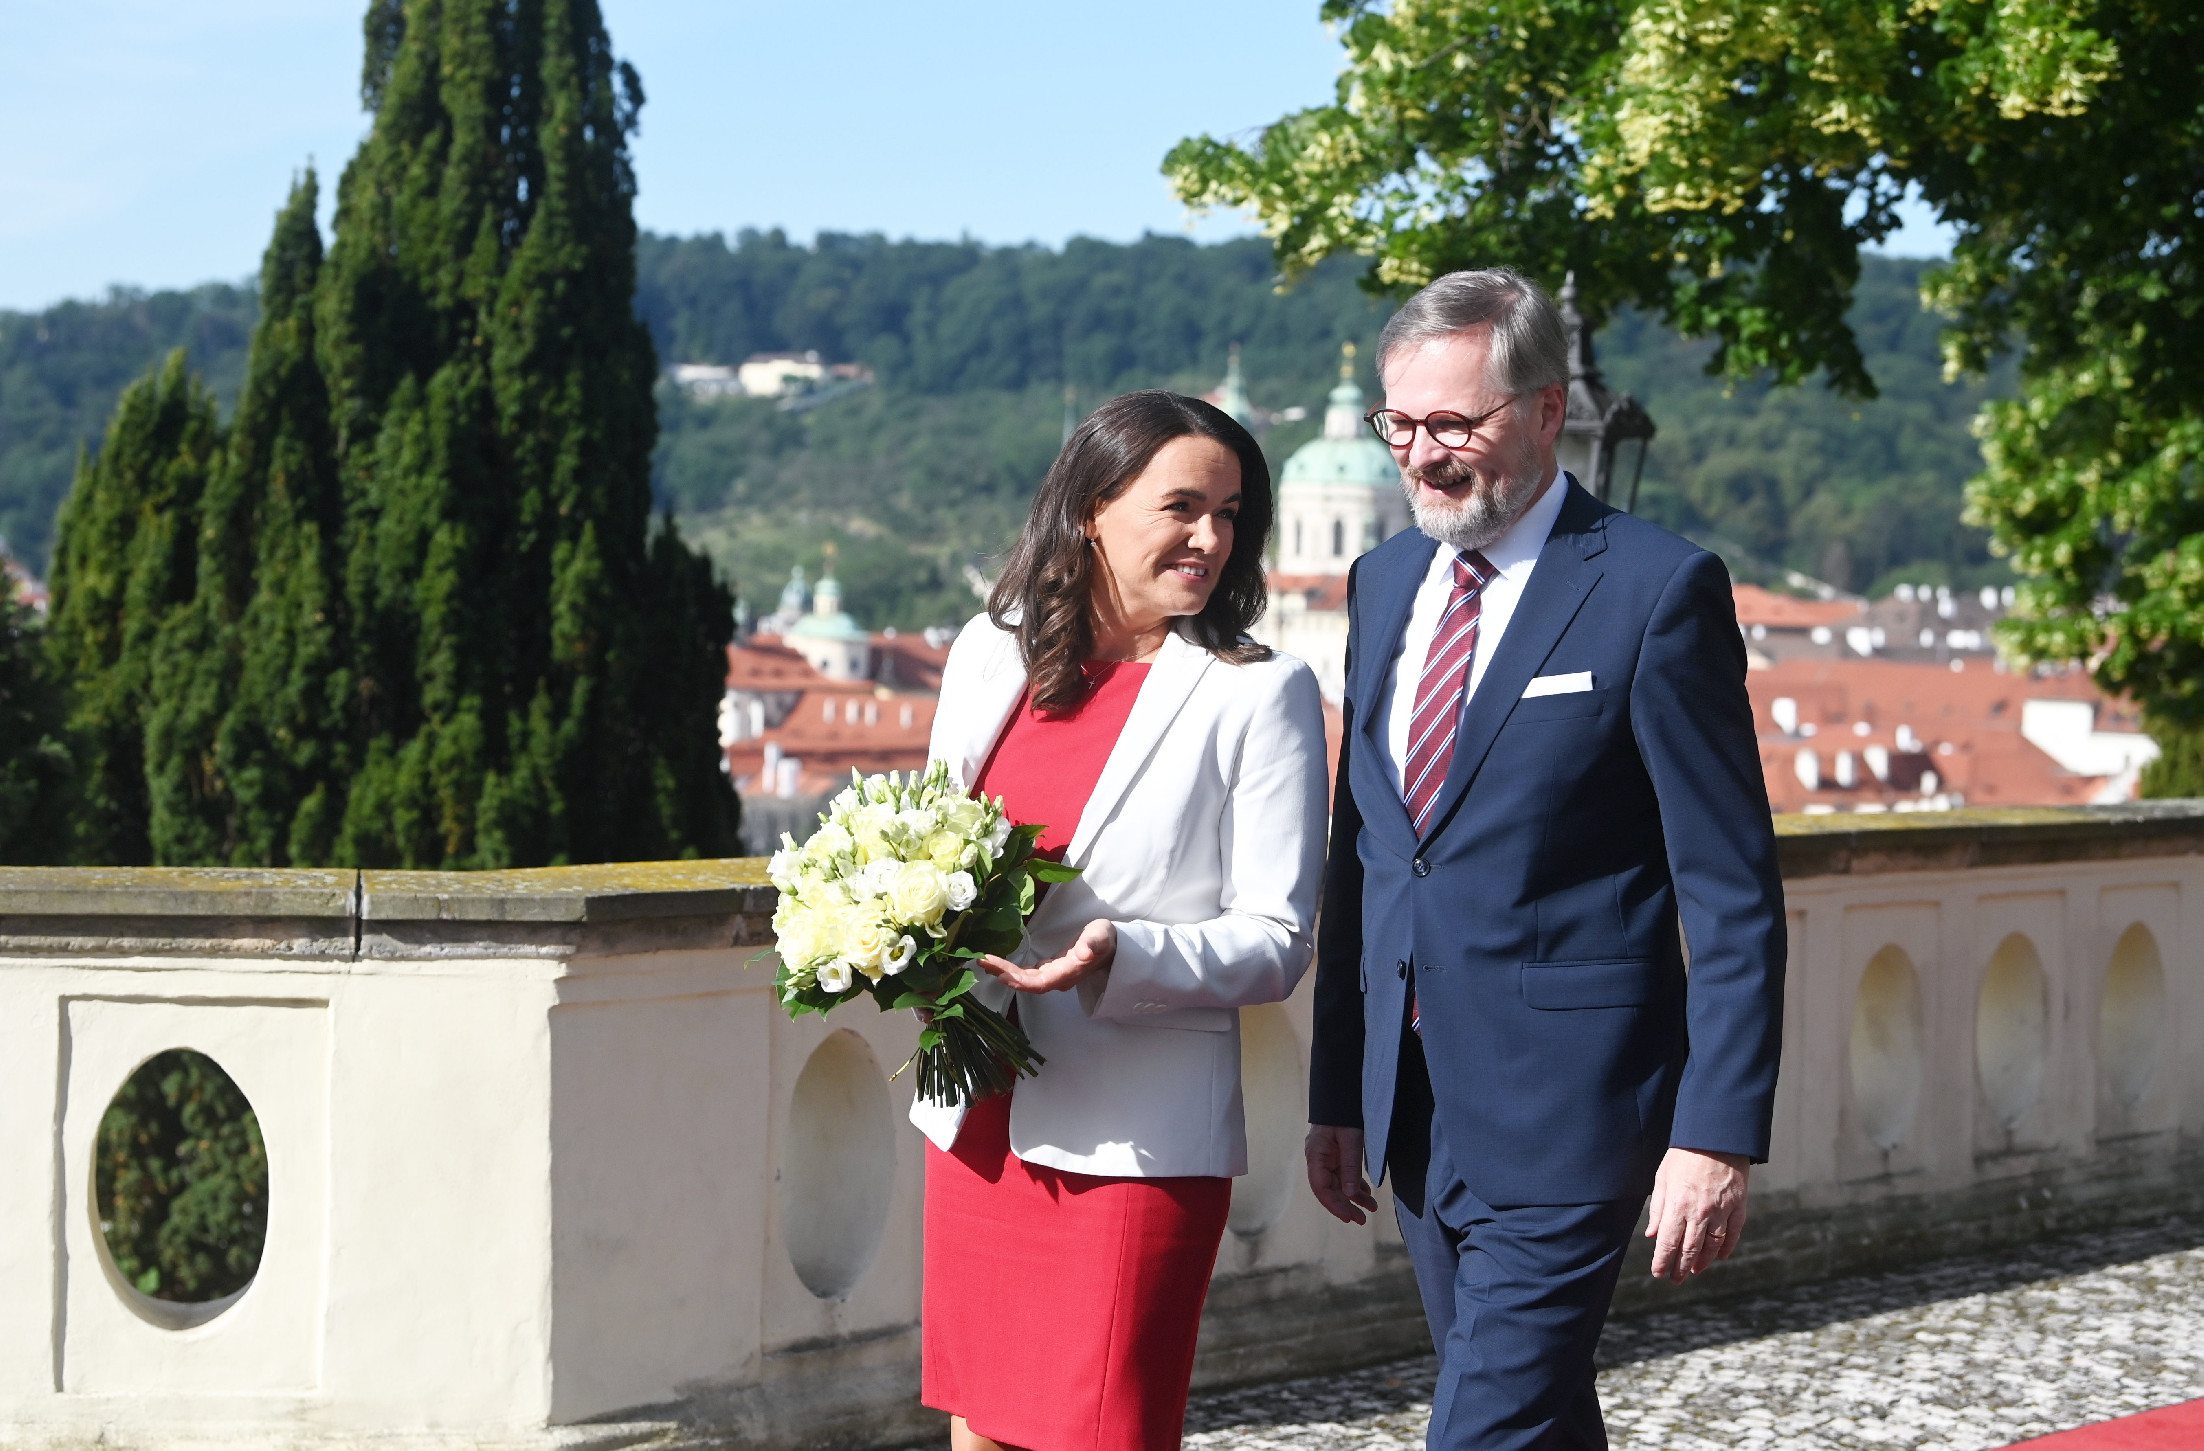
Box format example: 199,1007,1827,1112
45,353,223,864
145,174,350,865
315,0,740,860
43,0,736,868
318,0,735,867
0,593,73,862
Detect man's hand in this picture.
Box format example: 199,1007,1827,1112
977,919,1116,994
1306,1124,1378,1225
1646,1146,1749,1282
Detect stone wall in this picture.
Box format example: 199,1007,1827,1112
0,805,2198,1449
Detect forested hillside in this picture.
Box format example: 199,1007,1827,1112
0,286,254,568
1,233,2009,630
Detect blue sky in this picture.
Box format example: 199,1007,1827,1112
0,1,1954,312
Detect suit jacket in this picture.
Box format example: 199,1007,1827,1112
1309,479,1786,1206
909,614,1329,1178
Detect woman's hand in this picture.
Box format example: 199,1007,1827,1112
978,919,1117,994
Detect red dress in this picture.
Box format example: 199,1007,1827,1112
922,661,1233,1451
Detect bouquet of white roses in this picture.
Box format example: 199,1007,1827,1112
761,759,1079,1107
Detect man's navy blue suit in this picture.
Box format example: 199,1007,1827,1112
1310,478,1785,1449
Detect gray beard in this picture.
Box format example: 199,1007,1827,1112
1403,459,1547,552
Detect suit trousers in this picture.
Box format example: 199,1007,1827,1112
1389,1029,1641,1451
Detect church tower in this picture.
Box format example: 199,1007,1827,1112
1272,343,1405,575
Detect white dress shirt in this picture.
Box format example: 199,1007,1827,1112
1378,468,1567,794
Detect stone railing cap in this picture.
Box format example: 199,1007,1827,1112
0,860,774,923
7,804,2202,913
361,859,772,923
1776,800,2204,876
0,866,357,920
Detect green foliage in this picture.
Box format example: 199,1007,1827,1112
2140,718,2204,800
644,239,2003,614
1164,0,2199,717
1163,0,2112,396
95,1049,267,1303
673,383,1071,630
0,286,252,571
145,174,351,867
1610,260,2013,593
0,595,73,861
45,353,225,863
1943,7,2204,724
40,0,738,868
18,235,2008,636
634,231,1395,400
313,0,735,868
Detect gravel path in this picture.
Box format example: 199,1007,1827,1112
1182,1218,2204,1450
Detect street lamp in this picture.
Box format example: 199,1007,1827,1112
1552,273,1657,511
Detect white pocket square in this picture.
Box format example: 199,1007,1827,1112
1522,671,1593,698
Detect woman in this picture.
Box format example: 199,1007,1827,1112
913,390,1329,1451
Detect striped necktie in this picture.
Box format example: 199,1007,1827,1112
1401,549,1496,836
1404,549,1493,1038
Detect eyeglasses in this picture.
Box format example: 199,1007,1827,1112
1365,400,1517,450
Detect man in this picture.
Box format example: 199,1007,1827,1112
1306,268,1784,1450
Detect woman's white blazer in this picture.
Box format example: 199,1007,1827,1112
907,613,1329,1179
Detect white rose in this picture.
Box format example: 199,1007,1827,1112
809,822,854,860
895,807,940,841
888,860,951,928
774,909,826,970
944,871,977,912
920,829,966,874
816,959,856,994
851,858,900,902
842,915,900,979
884,935,918,976
988,815,1014,851
940,797,987,838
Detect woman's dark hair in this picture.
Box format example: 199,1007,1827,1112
989,389,1273,711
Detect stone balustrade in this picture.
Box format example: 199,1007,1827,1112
1,804,2199,1450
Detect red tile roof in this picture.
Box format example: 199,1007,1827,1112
872,632,951,692
1731,583,1865,630
726,632,943,798
1746,658,2143,813
728,690,938,797
724,636,822,690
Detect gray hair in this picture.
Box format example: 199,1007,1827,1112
1375,267,1569,397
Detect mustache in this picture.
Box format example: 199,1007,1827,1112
1405,456,1481,491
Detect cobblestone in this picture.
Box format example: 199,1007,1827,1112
1182,1218,2204,1450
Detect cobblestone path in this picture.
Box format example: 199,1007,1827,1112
1182,1218,2204,1450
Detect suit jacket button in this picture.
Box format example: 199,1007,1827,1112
1412,857,1430,877
1396,960,1408,979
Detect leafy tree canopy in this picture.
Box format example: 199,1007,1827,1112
1165,0,2202,723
